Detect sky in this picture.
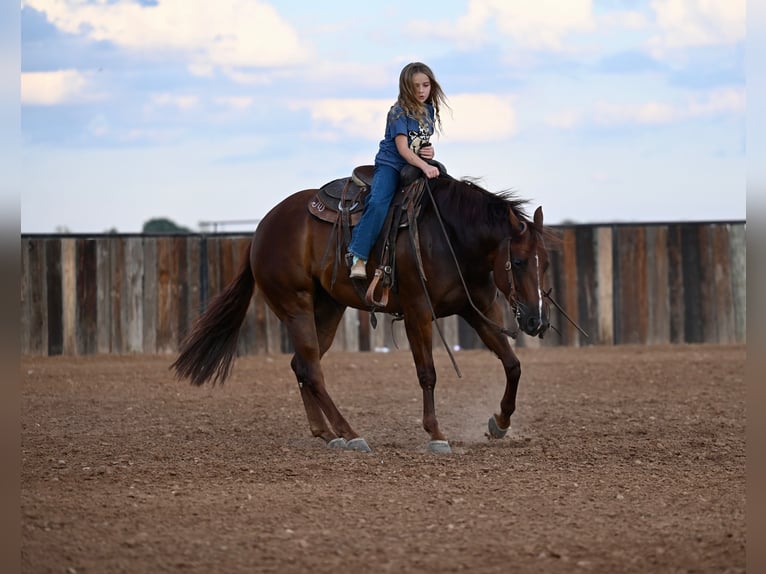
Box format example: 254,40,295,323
19,0,746,233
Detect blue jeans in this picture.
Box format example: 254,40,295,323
348,163,400,260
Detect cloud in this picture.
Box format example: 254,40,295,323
546,87,744,129
483,0,595,50
595,87,745,126
214,96,253,112
648,0,745,53
297,98,389,142
22,0,311,71
299,93,518,144
415,0,595,52
685,86,746,116
21,69,103,105
148,93,199,111
443,94,518,141
545,110,582,129
596,100,677,125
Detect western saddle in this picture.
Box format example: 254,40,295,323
308,162,447,308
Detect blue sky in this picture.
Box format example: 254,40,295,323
20,0,745,233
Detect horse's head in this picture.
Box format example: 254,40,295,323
493,206,551,338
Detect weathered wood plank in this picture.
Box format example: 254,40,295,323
112,237,128,354
173,236,189,352
142,239,158,354
697,226,718,344
614,227,648,344
560,228,579,346
61,239,77,355
646,226,670,345
155,237,175,353
666,225,685,343
711,225,735,343
20,239,43,354
20,239,29,353
357,310,372,352
340,308,360,352
45,239,64,356
197,235,209,314
575,227,597,346
681,224,703,343
367,313,387,351
20,239,31,353
596,227,614,345
206,236,222,300
219,237,237,287
96,238,112,353
124,237,144,353
76,239,98,355
728,224,746,343
329,309,348,352
184,236,201,341
541,235,564,348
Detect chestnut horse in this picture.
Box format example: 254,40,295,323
172,172,553,454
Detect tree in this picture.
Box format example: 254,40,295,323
142,217,192,234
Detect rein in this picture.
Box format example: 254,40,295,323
542,288,590,339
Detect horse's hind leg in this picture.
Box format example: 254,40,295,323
292,295,348,444
286,294,370,451
462,300,521,438
292,353,336,443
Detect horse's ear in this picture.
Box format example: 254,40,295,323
509,210,527,235
534,206,544,227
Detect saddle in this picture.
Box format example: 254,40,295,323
308,161,447,308
308,165,425,225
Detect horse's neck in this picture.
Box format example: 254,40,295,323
430,196,505,267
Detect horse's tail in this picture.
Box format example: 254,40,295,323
171,248,255,386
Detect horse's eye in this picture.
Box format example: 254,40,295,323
512,258,527,269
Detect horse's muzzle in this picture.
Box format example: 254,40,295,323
517,304,550,338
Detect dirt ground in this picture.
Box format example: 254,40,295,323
21,344,745,574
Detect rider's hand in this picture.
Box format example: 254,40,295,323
419,145,434,160
422,164,440,179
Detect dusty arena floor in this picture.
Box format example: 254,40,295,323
21,345,745,573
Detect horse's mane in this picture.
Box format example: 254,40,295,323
430,176,560,246
435,176,534,232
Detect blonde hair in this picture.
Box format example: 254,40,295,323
396,62,448,134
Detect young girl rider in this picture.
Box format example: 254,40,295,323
348,62,448,279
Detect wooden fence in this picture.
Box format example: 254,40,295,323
20,221,746,356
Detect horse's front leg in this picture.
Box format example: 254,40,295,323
404,315,452,454
462,299,521,439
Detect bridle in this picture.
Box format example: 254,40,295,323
500,237,521,337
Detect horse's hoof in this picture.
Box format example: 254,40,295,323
427,440,452,454
487,416,509,439
327,437,347,449
346,437,372,453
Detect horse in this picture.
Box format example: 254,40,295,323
172,169,554,454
